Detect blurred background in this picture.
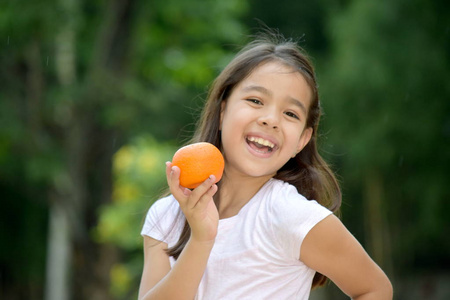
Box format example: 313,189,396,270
1,0,449,299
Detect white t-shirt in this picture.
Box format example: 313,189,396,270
141,178,332,299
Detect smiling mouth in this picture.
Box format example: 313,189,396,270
246,136,276,153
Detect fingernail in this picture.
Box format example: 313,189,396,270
209,175,215,181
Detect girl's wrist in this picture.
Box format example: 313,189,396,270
188,235,216,249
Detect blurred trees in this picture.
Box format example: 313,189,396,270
94,136,176,298
321,0,450,276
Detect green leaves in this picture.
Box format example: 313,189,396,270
94,135,175,249
319,0,450,274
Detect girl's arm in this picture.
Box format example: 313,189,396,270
138,237,170,298
138,163,219,300
138,236,214,300
301,214,393,300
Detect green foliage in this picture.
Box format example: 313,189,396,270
319,0,450,274
94,135,175,249
122,0,249,140
92,136,176,299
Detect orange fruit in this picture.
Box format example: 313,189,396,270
172,142,225,189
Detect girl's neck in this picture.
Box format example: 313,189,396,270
216,173,273,219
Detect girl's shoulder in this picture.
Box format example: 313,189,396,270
141,194,182,242
255,179,332,260
150,194,179,212
264,178,310,202
263,178,331,218
148,194,182,224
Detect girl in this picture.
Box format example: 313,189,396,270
138,34,393,299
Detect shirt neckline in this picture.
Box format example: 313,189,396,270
218,178,276,225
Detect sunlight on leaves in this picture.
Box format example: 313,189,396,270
94,135,176,250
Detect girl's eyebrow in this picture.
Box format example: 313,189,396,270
242,85,307,115
287,97,307,115
242,85,272,97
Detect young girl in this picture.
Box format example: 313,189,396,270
138,34,393,299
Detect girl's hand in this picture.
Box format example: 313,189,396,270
166,162,219,243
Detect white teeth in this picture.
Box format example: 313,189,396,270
247,136,275,148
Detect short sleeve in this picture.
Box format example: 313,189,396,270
268,182,332,261
141,195,183,246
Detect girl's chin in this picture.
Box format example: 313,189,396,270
230,165,278,180
223,163,277,179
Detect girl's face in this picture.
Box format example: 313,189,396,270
220,61,313,180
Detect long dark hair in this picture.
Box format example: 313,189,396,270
166,33,341,289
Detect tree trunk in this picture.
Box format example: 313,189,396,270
45,0,135,299
80,0,135,295
44,197,72,300
364,169,393,276
44,0,78,299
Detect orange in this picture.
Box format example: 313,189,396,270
172,142,225,189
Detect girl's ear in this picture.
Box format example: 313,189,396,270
296,127,313,154
219,100,227,130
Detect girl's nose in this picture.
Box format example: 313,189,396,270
261,121,278,129
258,112,279,129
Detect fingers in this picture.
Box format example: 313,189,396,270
197,183,218,208
165,161,218,209
166,162,186,201
165,161,175,185
190,175,218,208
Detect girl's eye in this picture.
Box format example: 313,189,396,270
246,98,262,105
285,111,300,120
